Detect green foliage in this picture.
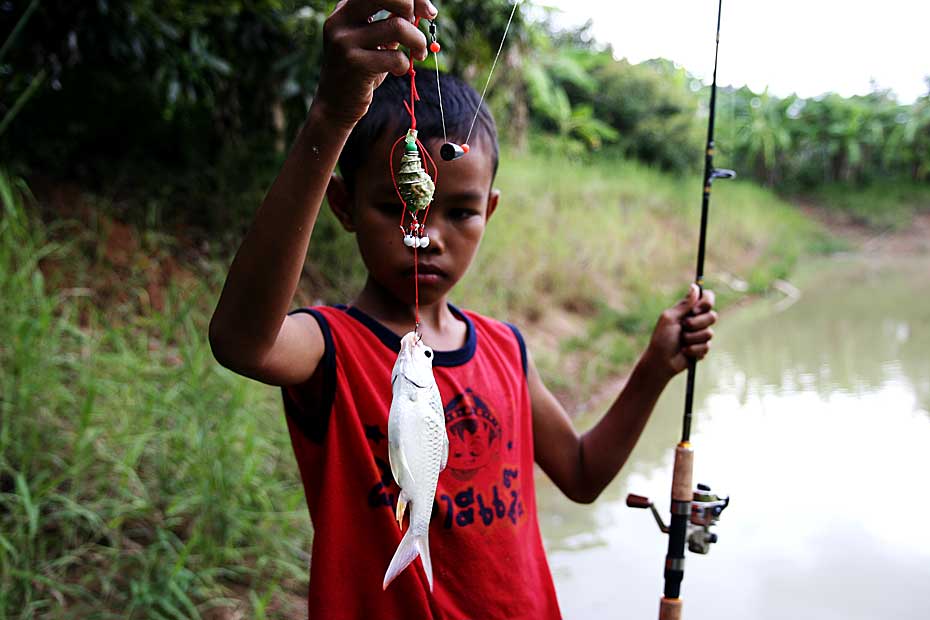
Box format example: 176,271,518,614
809,180,930,229
4,0,927,223
1,0,330,222
587,58,705,171
521,52,618,151
0,171,309,617
716,83,930,191
0,0,43,139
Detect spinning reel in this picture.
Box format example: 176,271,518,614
626,484,729,555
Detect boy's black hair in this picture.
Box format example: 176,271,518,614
338,70,499,193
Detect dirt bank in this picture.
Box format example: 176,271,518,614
802,206,930,256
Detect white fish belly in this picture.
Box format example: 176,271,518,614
404,399,445,533
390,382,445,528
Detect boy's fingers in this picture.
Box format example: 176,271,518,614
682,343,710,359
683,310,717,331
339,0,408,23
414,0,439,19
340,0,433,24
352,16,428,58
696,288,716,312
665,283,699,321
682,328,713,345
347,48,411,76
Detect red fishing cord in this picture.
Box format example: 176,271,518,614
387,22,438,334
413,245,420,329
389,135,408,220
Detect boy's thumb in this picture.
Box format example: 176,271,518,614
670,283,700,319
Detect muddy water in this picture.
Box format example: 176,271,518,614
536,254,930,620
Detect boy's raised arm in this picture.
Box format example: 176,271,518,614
209,0,434,386
531,285,717,504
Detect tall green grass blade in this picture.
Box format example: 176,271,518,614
0,69,46,138
0,0,38,65
13,474,38,542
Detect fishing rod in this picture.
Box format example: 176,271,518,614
626,1,734,618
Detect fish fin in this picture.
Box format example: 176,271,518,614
388,435,415,488
395,489,409,529
416,535,433,591
383,527,421,590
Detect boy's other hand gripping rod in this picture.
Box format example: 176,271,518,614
626,1,734,619
434,0,522,161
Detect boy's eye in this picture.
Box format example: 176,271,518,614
449,207,479,220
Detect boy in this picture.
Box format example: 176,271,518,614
209,1,717,618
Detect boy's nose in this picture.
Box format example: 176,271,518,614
421,223,444,253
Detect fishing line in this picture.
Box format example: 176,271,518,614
429,20,449,145
390,32,441,335
464,0,520,146
389,3,522,332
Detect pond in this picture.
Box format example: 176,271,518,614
537,253,930,620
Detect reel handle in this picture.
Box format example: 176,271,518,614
626,493,670,534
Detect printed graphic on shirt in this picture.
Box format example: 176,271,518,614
439,387,525,530
438,465,525,529
444,388,503,481
364,387,526,530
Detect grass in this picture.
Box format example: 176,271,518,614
0,171,309,618
456,150,837,399
807,179,930,229
0,150,838,617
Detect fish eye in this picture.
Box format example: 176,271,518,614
424,350,432,359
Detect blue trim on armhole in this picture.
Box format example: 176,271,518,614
506,322,528,378
281,308,336,443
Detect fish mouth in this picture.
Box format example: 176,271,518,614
392,371,427,389
402,375,427,388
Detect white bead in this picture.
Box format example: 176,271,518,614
403,235,416,247
418,236,430,248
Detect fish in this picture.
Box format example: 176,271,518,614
383,331,449,592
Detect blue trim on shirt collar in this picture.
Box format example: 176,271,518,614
340,303,477,367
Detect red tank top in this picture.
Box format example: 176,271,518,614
281,304,562,620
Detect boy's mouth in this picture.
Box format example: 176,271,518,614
403,262,448,283
405,262,447,277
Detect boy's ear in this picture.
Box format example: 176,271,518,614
326,173,355,232
485,188,501,222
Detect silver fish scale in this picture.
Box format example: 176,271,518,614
406,389,445,535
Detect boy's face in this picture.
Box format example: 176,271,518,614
328,132,500,307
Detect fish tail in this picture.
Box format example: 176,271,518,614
382,528,434,592
416,534,433,591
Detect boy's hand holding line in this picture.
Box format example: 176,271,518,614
210,0,434,386
317,0,436,129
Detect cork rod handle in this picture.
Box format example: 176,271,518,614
659,597,683,620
